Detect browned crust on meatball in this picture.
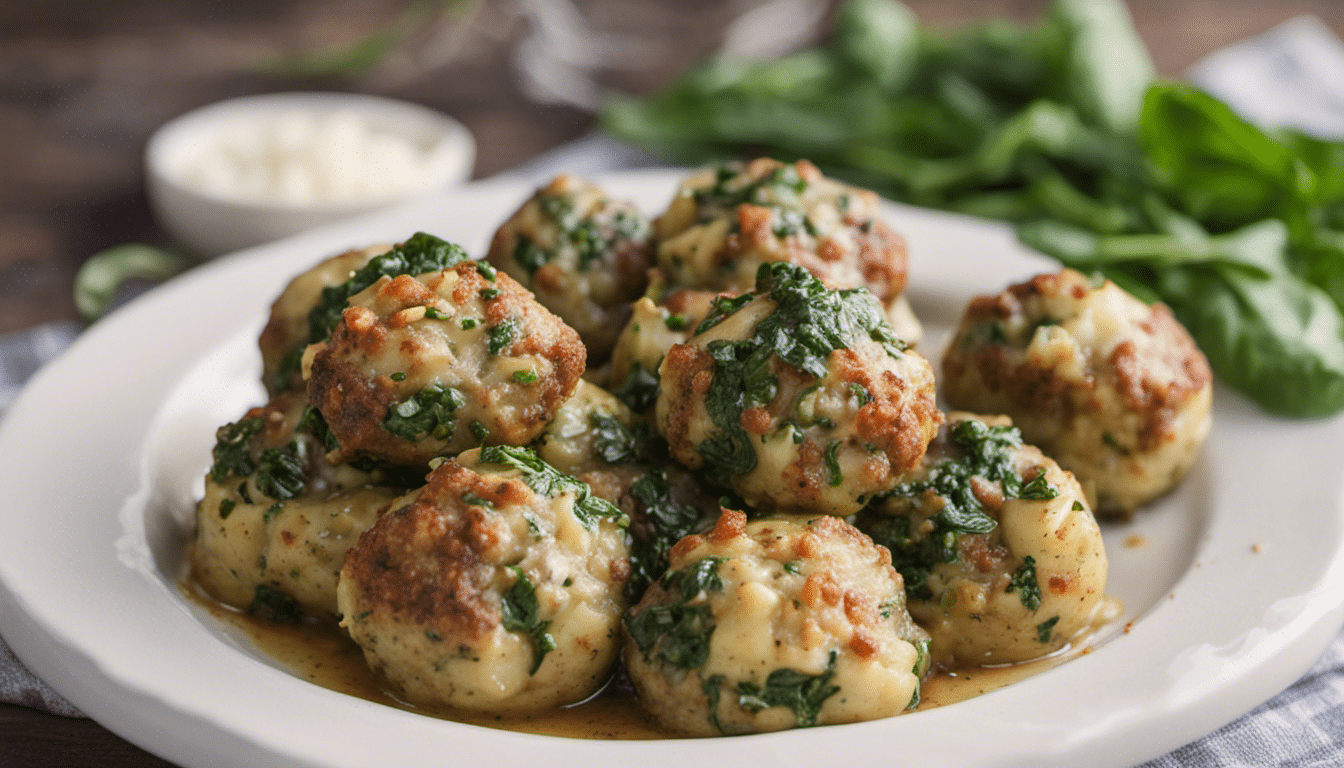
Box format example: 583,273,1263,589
342,459,522,639
834,349,941,474
307,356,401,459
1111,305,1213,450
658,343,715,464
852,219,908,301
949,272,1211,449
308,262,584,465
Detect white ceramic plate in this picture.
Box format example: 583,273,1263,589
3,169,1344,768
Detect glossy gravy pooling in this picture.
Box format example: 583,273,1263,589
187,579,1117,738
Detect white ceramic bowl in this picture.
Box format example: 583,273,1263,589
145,92,475,256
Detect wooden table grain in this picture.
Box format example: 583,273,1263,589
1,1,1341,765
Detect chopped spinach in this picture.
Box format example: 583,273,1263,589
1005,555,1042,610
209,417,264,483
695,263,902,486
735,651,840,728
487,318,519,355
589,412,645,465
500,567,556,675
382,384,465,442
625,557,725,670
612,361,661,413
867,419,1059,600
823,440,844,486
254,442,307,501
477,446,627,530
307,232,467,344
512,236,551,278
1037,615,1061,643
626,468,709,599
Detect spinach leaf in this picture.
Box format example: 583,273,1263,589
625,557,725,670
254,442,307,501
695,262,901,486
612,361,661,413
590,412,642,465
210,417,264,483
1046,0,1153,134
500,567,556,675
477,446,628,530
382,384,465,441
307,232,468,344
868,419,1059,599
735,651,840,728
1005,555,1042,610
626,468,711,600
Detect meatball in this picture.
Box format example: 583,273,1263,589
655,159,912,325
307,260,585,467
192,391,403,618
856,414,1111,667
259,243,391,394
337,446,630,712
624,510,930,736
486,174,655,362
656,263,940,515
941,269,1213,514
604,290,719,414
532,379,640,479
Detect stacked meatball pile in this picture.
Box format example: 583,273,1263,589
193,159,1209,737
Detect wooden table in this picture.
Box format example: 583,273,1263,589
2,1,1341,765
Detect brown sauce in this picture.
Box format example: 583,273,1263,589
186,579,1113,739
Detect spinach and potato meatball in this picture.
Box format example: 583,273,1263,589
193,390,404,619
307,260,585,467
259,244,391,394
941,269,1213,515
336,447,630,712
624,510,930,736
486,174,655,362
857,414,1110,667
655,159,913,333
656,263,939,516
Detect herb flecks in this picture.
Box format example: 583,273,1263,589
307,233,467,344
1005,555,1042,610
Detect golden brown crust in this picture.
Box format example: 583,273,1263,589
341,460,509,639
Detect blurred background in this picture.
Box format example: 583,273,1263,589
3,1,1344,765
3,0,1342,336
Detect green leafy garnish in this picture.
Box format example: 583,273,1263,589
590,412,643,465
1037,615,1061,643
477,446,627,529
625,557,725,669
74,244,192,322
867,419,1058,600
734,651,840,728
512,369,538,384
613,361,661,413
209,418,264,483
487,318,519,355
500,567,556,675
626,468,710,600
254,443,307,500
307,232,468,344
1005,555,1042,610
382,384,465,441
